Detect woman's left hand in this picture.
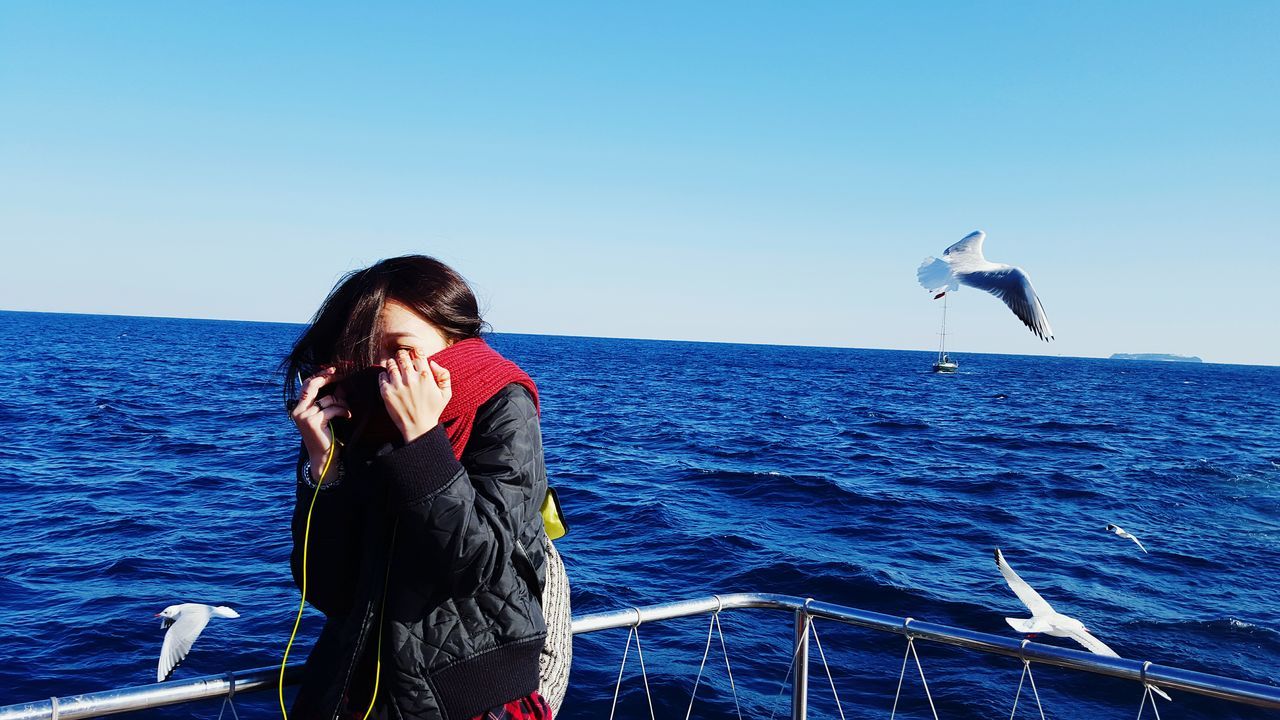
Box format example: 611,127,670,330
380,349,453,444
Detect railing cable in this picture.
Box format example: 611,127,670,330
684,596,744,720
1010,660,1045,720
890,619,940,720
608,609,656,720
808,619,847,720
683,607,718,720
1136,684,1163,720
633,620,658,720
716,611,745,720
766,613,809,720
216,672,240,720
607,624,635,720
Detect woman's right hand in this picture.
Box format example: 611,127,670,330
291,367,351,484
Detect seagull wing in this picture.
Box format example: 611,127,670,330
958,265,1055,341
944,230,986,259
994,549,1056,618
1112,527,1149,553
917,230,984,292
158,608,211,682
1062,625,1121,658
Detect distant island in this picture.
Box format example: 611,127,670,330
1110,353,1203,363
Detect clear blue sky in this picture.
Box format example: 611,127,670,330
2,2,1276,365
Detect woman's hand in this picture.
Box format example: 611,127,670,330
380,349,452,444
290,366,351,484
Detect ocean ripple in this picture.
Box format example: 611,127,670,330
0,313,1277,719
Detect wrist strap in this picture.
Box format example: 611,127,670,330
300,458,344,490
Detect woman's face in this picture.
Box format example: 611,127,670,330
376,300,453,364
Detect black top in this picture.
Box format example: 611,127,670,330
290,383,549,720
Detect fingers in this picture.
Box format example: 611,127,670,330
381,349,428,388
402,348,432,383
292,367,337,418
314,394,348,411
294,398,350,424
429,360,452,400
379,358,400,389
432,356,453,404
396,349,417,384
377,354,450,443
318,403,352,422
292,392,348,462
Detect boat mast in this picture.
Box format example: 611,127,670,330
937,294,948,361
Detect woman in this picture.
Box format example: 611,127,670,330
283,255,553,720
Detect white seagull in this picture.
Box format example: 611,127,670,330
155,603,239,682
994,548,1115,653
1106,524,1149,553
994,549,1170,701
917,231,1055,341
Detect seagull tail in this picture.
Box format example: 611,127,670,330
917,256,958,293
212,606,240,618
1005,618,1039,634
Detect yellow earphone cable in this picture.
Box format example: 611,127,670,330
279,425,336,719
278,425,396,720
361,519,398,720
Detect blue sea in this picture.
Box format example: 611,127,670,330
1,310,1277,719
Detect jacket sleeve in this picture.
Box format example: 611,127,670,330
290,450,363,618
372,383,546,597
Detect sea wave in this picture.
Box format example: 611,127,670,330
0,312,1277,720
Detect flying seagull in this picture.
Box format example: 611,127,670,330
918,231,1054,341
155,603,239,682
993,549,1170,701
1106,524,1149,553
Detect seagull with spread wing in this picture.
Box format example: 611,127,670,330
918,231,1055,341
993,548,1170,701
1106,524,1149,553
155,603,239,682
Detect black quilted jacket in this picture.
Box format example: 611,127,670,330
289,384,549,720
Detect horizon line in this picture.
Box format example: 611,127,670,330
1,307,1270,368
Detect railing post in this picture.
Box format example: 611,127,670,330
792,607,809,720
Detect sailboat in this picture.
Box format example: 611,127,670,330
932,292,958,373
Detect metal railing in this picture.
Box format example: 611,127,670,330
3,592,1278,720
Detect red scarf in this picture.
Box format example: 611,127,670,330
429,338,539,460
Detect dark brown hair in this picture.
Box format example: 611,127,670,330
282,255,487,404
